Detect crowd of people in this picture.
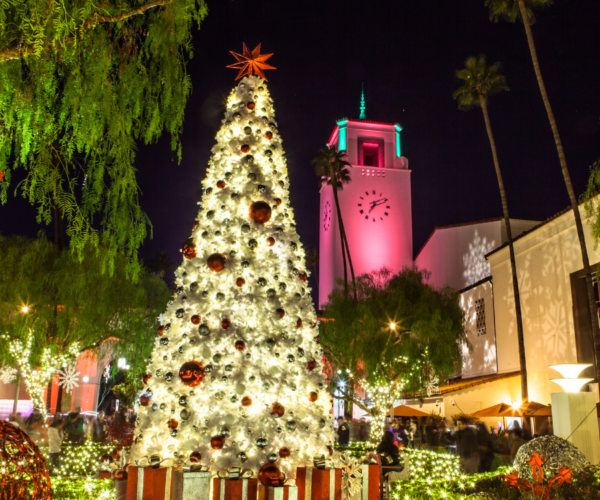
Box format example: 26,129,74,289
7,406,134,474
335,414,552,474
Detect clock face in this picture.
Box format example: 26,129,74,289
358,190,390,223
323,200,332,231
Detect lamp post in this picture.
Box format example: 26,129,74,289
549,363,599,464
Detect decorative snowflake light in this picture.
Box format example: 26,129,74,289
58,364,80,394
0,364,18,385
462,230,496,286
425,375,440,397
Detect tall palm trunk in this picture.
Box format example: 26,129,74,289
517,0,600,380
341,227,358,301
480,94,529,401
331,178,348,297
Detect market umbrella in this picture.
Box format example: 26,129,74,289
363,405,429,418
387,405,429,417
525,405,553,417
468,403,513,418
498,401,549,417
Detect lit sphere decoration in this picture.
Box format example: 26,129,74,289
308,392,318,402
235,340,246,351
258,462,284,486
211,435,225,450
307,360,316,371
190,451,202,463
207,253,226,272
267,237,275,246
191,315,201,325
182,238,197,260
140,394,151,406
236,277,246,287
221,318,232,329
157,325,166,336
514,435,588,483
279,447,290,459
249,201,272,224
179,361,205,387
271,402,285,418
217,180,227,189
241,396,253,407
142,374,152,384
0,421,52,500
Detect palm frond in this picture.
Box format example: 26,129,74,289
485,0,553,25
453,55,508,111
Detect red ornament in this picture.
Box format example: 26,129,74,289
190,451,202,463
278,447,290,459
327,445,334,457
274,198,282,206
179,361,205,387
207,253,226,272
140,395,151,406
221,318,232,329
308,392,318,402
191,315,201,325
235,340,246,351
217,180,227,189
307,360,317,371
241,145,250,153
241,396,253,407
182,239,197,260
267,237,275,246
258,463,285,487
227,43,276,82
271,402,285,418
193,221,199,229
167,419,179,429
296,318,303,329
502,452,573,499
0,171,4,182
247,102,256,110
311,321,317,329
211,435,225,450
142,374,152,385
265,131,273,140
276,308,285,318
249,201,272,224
157,325,166,336
298,272,307,281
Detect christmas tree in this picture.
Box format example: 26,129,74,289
130,54,334,478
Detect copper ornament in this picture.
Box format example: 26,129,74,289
207,253,226,272
249,201,272,224
179,360,205,387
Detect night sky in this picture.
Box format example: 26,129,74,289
1,0,599,295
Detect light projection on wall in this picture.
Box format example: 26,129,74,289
337,119,348,151
463,230,496,287
394,124,402,158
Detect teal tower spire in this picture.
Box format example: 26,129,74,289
359,83,366,120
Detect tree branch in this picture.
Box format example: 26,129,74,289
0,0,173,64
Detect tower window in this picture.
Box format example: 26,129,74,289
358,138,384,168
475,298,486,336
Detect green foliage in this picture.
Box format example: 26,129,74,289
313,146,352,190
0,0,208,279
453,55,509,110
51,477,115,500
0,233,171,372
583,158,600,255
485,0,552,25
319,268,467,395
41,440,117,478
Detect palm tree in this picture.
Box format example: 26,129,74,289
305,248,319,286
454,55,529,401
485,0,600,381
313,146,357,301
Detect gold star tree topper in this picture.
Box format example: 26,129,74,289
227,43,276,81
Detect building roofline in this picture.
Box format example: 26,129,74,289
414,217,539,261
402,370,521,399
485,197,591,259
459,275,493,294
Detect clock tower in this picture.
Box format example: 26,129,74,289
319,103,412,306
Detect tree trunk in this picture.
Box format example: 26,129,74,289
518,0,600,381
480,95,529,402
12,372,21,415
341,227,358,301
331,180,348,297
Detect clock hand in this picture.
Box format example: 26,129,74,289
368,198,388,213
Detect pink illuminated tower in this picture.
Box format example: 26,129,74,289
319,92,412,306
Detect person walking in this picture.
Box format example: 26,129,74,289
93,411,107,443
408,420,422,449
510,428,526,465
337,417,350,446
48,417,65,474
455,417,479,473
67,406,85,445
476,423,494,472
